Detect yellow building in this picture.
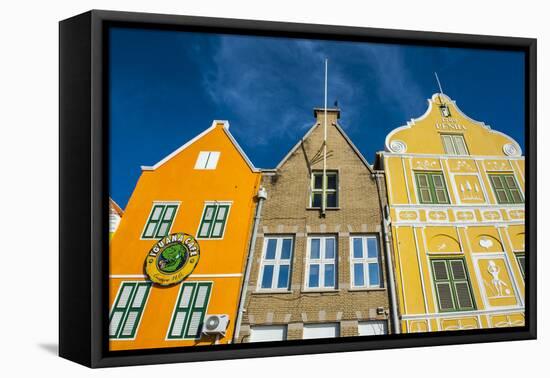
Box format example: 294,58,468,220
379,93,525,333
109,120,261,350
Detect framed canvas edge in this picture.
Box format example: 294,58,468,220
59,9,537,368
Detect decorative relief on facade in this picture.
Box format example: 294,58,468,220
508,209,525,220
440,317,479,331
389,140,407,153
428,234,461,253
412,158,440,170
473,235,503,252
398,210,418,221
448,159,476,173
477,257,518,307
491,314,525,328
454,175,485,203
484,160,511,171
483,211,501,221
455,210,475,222
428,210,447,221
503,143,521,157
408,320,429,333
479,238,494,250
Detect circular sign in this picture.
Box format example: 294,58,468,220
145,232,200,286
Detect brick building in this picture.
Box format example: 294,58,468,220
235,108,396,342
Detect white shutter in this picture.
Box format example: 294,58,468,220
194,152,210,169
303,323,339,339
358,321,387,336
250,326,287,342
205,151,220,169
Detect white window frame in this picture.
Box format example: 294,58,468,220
249,325,287,343
302,323,340,339
349,235,383,289
194,151,221,170
358,320,388,336
305,236,337,290
257,236,294,291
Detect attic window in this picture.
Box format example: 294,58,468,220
194,151,220,170
439,104,451,117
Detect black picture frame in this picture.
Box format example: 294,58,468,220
59,9,537,368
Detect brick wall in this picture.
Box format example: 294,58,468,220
237,109,392,342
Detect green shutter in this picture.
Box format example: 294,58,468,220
210,205,230,238
142,204,179,239
168,282,212,340
516,253,526,278
432,173,449,203
416,173,433,203
489,174,523,204
110,282,151,339
415,172,449,204
198,204,231,238
431,259,475,312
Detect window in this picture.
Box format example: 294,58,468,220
258,237,293,290
358,320,388,336
489,174,524,204
306,236,337,290
249,325,287,342
303,323,339,339
197,203,231,238
167,282,212,339
141,203,179,239
415,172,450,204
310,171,338,208
441,134,468,155
515,253,526,278
109,282,152,339
431,259,475,312
194,151,220,170
350,236,382,288
439,104,451,117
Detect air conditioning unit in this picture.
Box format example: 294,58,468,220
202,314,230,336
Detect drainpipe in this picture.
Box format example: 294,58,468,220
233,186,268,343
373,172,401,334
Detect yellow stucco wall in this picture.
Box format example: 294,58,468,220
109,122,260,350
384,94,525,333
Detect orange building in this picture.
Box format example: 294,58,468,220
109,120,261,350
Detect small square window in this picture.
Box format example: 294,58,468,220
310,171,338,208
194,151,220,170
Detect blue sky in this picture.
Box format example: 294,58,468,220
109,27,525,208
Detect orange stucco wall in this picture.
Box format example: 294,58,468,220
109,122,260,350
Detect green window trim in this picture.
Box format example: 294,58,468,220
197,203,231,239
109,282,152,339
515,253,526,279
141,203,179,239
310,171,339,209
167,282,213,339
431,258,476,313
488,174,524,204
415,171,450,204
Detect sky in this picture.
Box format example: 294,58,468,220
109,27,525,208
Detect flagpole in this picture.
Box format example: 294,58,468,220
322,58,328,216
